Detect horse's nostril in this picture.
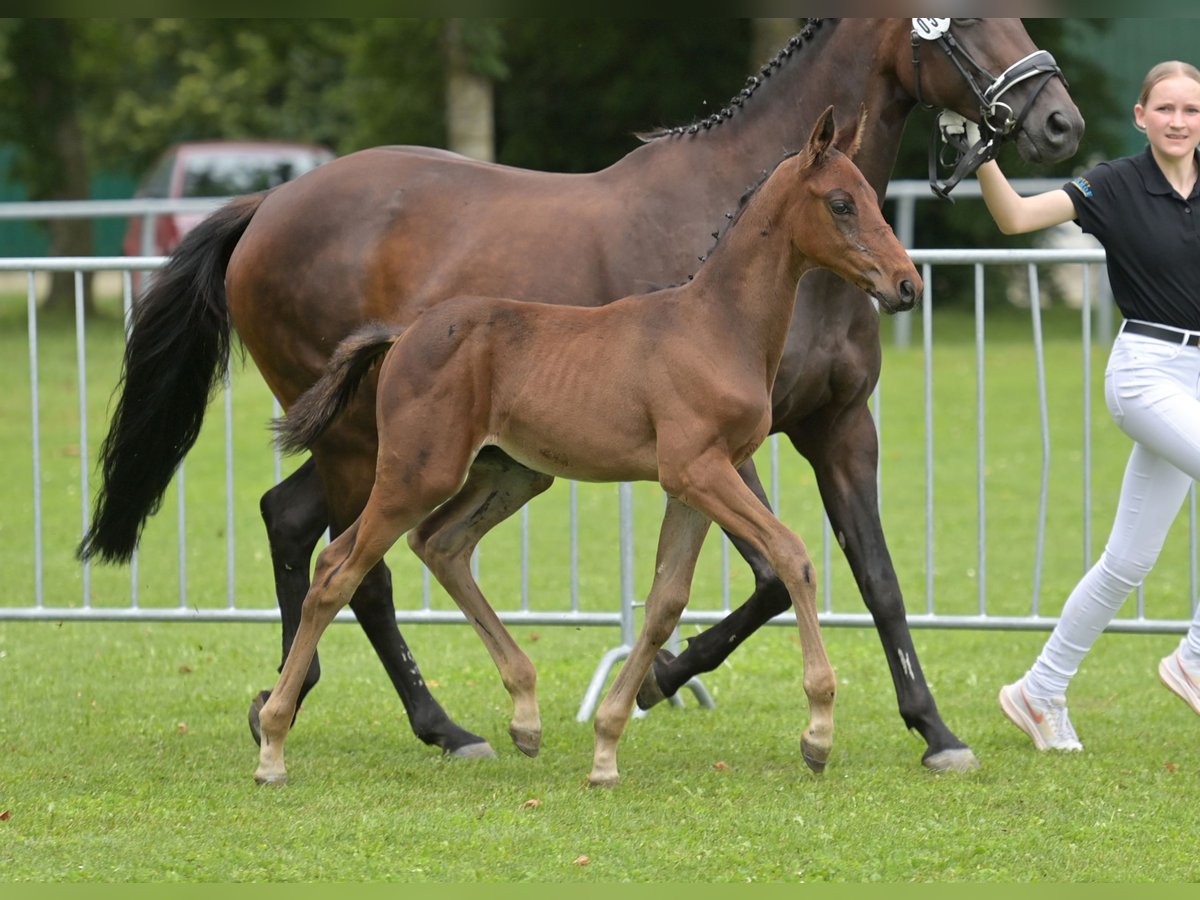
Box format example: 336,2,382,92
900,279,917,306
1045,110,1080,147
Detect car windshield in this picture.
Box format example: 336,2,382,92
181,149,330,197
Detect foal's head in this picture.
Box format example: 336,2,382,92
784,106,921,314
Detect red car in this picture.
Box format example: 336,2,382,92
122,140,335,257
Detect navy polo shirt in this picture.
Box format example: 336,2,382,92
1064,146,1200,330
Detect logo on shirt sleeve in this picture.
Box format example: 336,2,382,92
1069,176,1094,198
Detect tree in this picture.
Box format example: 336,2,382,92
0,20,95,312
494,20,753,173
444,19,506,162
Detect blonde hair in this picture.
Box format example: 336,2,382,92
1138,60,1200,107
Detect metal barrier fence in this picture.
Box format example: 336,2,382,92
3,250,1196,717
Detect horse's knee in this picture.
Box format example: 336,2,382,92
260,478,327,562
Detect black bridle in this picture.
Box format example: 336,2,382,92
911,18,1067,199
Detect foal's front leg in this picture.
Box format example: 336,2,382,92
681,454,836,773
589,498,711,786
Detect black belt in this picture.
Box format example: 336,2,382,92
1122,321,1200,347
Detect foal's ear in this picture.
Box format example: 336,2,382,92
805,105,837,163
835,104,868,161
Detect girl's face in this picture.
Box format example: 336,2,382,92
1134,75,1200,164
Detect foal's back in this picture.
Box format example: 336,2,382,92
382,289,727,485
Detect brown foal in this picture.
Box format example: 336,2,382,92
256,106,921,786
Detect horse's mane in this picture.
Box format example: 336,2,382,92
636,18,830,142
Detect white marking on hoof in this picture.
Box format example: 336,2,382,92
448,741,497,760
923,747,980,773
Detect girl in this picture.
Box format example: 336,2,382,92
971,61,1200,750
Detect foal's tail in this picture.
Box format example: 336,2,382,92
273,322,403,455
77,192,267,564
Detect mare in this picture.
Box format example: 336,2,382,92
80,19,1083,773
256,107,920,785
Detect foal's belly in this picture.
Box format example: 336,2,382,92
489,428,661,485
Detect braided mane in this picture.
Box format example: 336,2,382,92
637,19,829,142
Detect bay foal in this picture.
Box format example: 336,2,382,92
257,107,920,786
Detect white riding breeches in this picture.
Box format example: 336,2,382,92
1027,323,1200,698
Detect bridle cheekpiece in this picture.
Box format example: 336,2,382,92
911,17,1067,199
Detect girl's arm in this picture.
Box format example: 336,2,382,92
976,160,1077,235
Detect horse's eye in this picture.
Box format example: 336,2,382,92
830,200,853,215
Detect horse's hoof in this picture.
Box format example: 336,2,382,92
922,747,980,773
509,724,541,758
254,769,288,786
800,735,830,774
587,772,619,788
446,740,497,760
248,690,270,747
635,649,677,711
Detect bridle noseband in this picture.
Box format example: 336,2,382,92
910,18,1067,199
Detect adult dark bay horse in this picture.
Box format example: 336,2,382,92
256,107,921,786
80,19,1083,772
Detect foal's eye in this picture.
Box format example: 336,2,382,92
830,199,853,216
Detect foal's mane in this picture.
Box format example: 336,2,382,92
659,149,798,289
637,18,831,142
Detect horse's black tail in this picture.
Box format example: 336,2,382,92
273,321,403,455
77,192,268,564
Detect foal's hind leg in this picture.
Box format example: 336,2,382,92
255,446,472,784
254,456,493,759
256,516,401,784
408,453,551,757
791,409,977,772
589,497,711,787
674,453,836,773
252,458,327,739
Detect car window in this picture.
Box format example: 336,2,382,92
136,151,178,199
181,149,332,198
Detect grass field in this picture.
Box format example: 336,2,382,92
2,282,1200,883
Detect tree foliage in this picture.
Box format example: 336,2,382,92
0,18,1128,311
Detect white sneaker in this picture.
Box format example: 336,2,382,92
998,678,1083,752
1158,651,1200,716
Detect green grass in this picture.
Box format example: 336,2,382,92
1,287,1199,882
1,621,1197,882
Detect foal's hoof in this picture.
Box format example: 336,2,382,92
508,724,541,758
446,740,498,760
800,734,830,774
635,649,677,711
922,747,980,773
253,769,288,787
587,772,619,789
248,690,271,747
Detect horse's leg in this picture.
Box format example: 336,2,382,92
255,427,475,784
675,453,836,774
250,458,325,739
253,456,493,758
255,516,396,785
589,497,711,787
791,407,978,772
407,449,553,757
636,458,792,709
347,575,496,758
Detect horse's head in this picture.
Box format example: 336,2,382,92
790,106,921,315
892,18,1083,166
